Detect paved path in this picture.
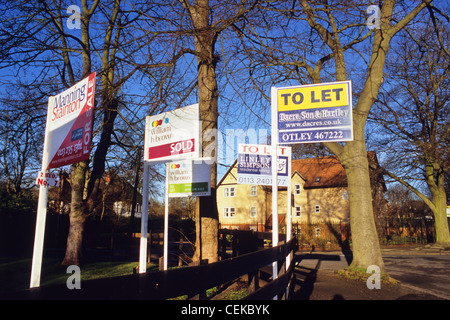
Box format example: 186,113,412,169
295,245,450,300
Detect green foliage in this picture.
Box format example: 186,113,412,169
0,187,37,214
337,267,398,285
0,258,157,293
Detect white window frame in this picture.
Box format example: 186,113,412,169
315,228,321,237
314,205,320,213
250,185,257,197
223,207,235,218
342,190,348,200
294,184,301,195
250,206,257,218
294,206,301,217
224,187,235,198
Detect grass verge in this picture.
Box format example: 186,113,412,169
0,257,157,294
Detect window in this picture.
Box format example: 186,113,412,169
223,207,235,218
315,228,321,237
294,206,301,217
294,184,301,195
342,190,348,200
314,205,320,213
250,206,257,218
224,187,235,197
250,186,257,197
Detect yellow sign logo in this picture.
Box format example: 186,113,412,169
277,82,350,111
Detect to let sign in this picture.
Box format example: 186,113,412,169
237,144,291,187
274,81,353,144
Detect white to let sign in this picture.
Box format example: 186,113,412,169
144,104,200,163
274,81,353,144
35,171,59,187
237,144,291,187
46,72,96,169
167,158,211,198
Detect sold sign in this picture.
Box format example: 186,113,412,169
144,104,200,163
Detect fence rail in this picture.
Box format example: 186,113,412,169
4,236,297,300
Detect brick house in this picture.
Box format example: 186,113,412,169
217,153,386,248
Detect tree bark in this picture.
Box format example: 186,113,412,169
183,0,220,263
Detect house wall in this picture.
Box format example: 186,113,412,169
217,165,350,231
217,166,268,231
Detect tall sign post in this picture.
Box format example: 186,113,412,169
30,72,96,288
140,104,200,273
271,80,352,299
237,142,291,300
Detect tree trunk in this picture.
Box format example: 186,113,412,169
429,172,450,245
62,161,88,266
339,141,385,271
188,0,220,263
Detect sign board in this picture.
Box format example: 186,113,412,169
35,171,59,187
31,72,96,289
167,158,211,197
144,104,200,163
46,72,96,169
237,144,291,187
274,81,353,144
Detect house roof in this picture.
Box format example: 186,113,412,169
218,151,384,190
292,156,347,189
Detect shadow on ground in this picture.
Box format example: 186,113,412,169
289,253,343,300
288,253,445,300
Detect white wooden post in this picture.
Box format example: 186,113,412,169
271,86,279,300
163,163,169,270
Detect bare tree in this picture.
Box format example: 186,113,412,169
370,16,450,246
0,0,186,266
229,0,433,271
176,0,258,263
0,85,46,194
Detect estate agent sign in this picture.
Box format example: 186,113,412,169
237,144,291,187
46,72,96,169
144,104,200,163
168,159,211,198
31,72,96,288
274,80,353,144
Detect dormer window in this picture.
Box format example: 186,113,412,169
315,177,321,182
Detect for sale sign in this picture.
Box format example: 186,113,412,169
237,144,291,187
45,72,96,169
274,81,353,144
167,158,211,197
144,104,200,163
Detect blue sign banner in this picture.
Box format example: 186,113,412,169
274,81,353,144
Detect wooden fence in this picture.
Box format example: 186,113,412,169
4,236,297,300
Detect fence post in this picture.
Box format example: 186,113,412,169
188,259,208,300
248,270,259,294
178,235,184,266
147,229,152,263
